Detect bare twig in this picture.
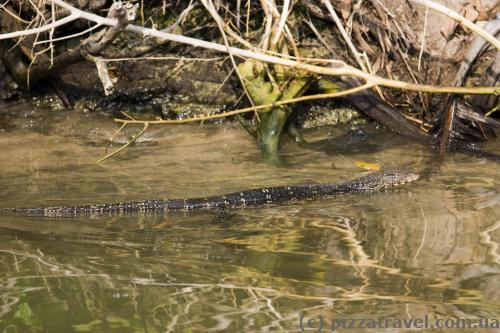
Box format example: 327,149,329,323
417,7,429,71
1,0,498,95
0,2,31,24
91,56,115,95
114,83,374,126
100,56,226,62
302,18,335,56
200,0,256,109
320,0,368,72
271,0,291,45
1,12,80,39
34,24,102,45
97,122,150,163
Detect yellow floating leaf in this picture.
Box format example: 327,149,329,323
354,161,381,171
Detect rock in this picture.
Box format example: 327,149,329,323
0,61,18,101
295,101,365,129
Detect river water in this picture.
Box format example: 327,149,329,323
0,104,499,332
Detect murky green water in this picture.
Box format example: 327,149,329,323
1,104,499,332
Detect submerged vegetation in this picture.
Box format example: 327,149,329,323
0,0,499,162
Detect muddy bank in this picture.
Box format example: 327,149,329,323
0,1,498,160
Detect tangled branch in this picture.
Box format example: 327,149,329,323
1,0,498,95
1,0,498,162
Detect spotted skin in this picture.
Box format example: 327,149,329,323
0,171,419,217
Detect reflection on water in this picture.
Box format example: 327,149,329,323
0,104,500,332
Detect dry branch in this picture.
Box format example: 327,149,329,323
1,0,498,95
0,1,136,88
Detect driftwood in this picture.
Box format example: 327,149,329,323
339,77,432,144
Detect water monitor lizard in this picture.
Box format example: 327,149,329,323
0,171,419,217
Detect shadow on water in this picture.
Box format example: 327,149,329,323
311,124,399,155
1,105,500,332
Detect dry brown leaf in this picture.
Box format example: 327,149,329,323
334,0,352,20
354,161,381,171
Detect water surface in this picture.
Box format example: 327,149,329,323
0,104,499,332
